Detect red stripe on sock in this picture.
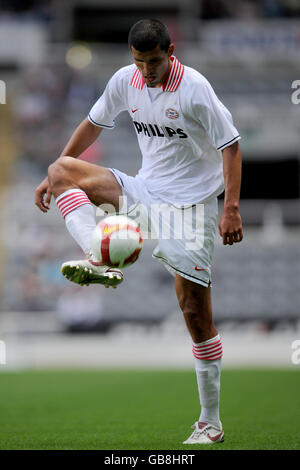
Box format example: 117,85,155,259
193,338,221,351
193,346,222,356
60,196,90,210
59,196,90,213
193,351,223,360
62,202,91,218
58,197,90,213
57,193,90,209
56,191,91,215
57,190,88,206
57,190,85,204
192,338,223,360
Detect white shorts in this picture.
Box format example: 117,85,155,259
109,168,218,287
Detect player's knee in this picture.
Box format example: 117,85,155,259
48,157,76,190
48,156,75,176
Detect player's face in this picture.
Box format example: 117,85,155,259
131,44,175,88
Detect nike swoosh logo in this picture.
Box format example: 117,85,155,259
195,267,206,271
131,109,138,113
207,431,224,442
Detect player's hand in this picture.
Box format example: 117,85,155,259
35,177,52,213
218,207,243,245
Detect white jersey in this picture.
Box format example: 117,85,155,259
88,56,240,205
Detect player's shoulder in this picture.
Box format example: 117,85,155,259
180,64,217,108
110,64,136,83
182,64,212,90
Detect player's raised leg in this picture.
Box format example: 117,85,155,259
48,156,124,287
175,274,224,444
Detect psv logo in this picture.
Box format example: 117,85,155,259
165,108,179,119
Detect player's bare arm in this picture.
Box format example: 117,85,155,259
35,118,102,213
219,141,243,246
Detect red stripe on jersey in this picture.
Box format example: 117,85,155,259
164,58,179,91
169,63,184,92
130,56,184,92
130,68,145,90
130,69,137,88
163,57,184,92
133,70,139,88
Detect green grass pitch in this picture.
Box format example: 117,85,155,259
0,368,299,450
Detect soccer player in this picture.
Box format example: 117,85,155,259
35,19,243,444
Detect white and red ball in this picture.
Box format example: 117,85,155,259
91,215,143,268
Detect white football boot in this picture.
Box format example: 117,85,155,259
61,258,123,288
183,421,224,445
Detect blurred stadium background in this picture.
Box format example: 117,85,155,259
0,0,300,370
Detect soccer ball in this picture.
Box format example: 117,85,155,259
91,215,143,268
